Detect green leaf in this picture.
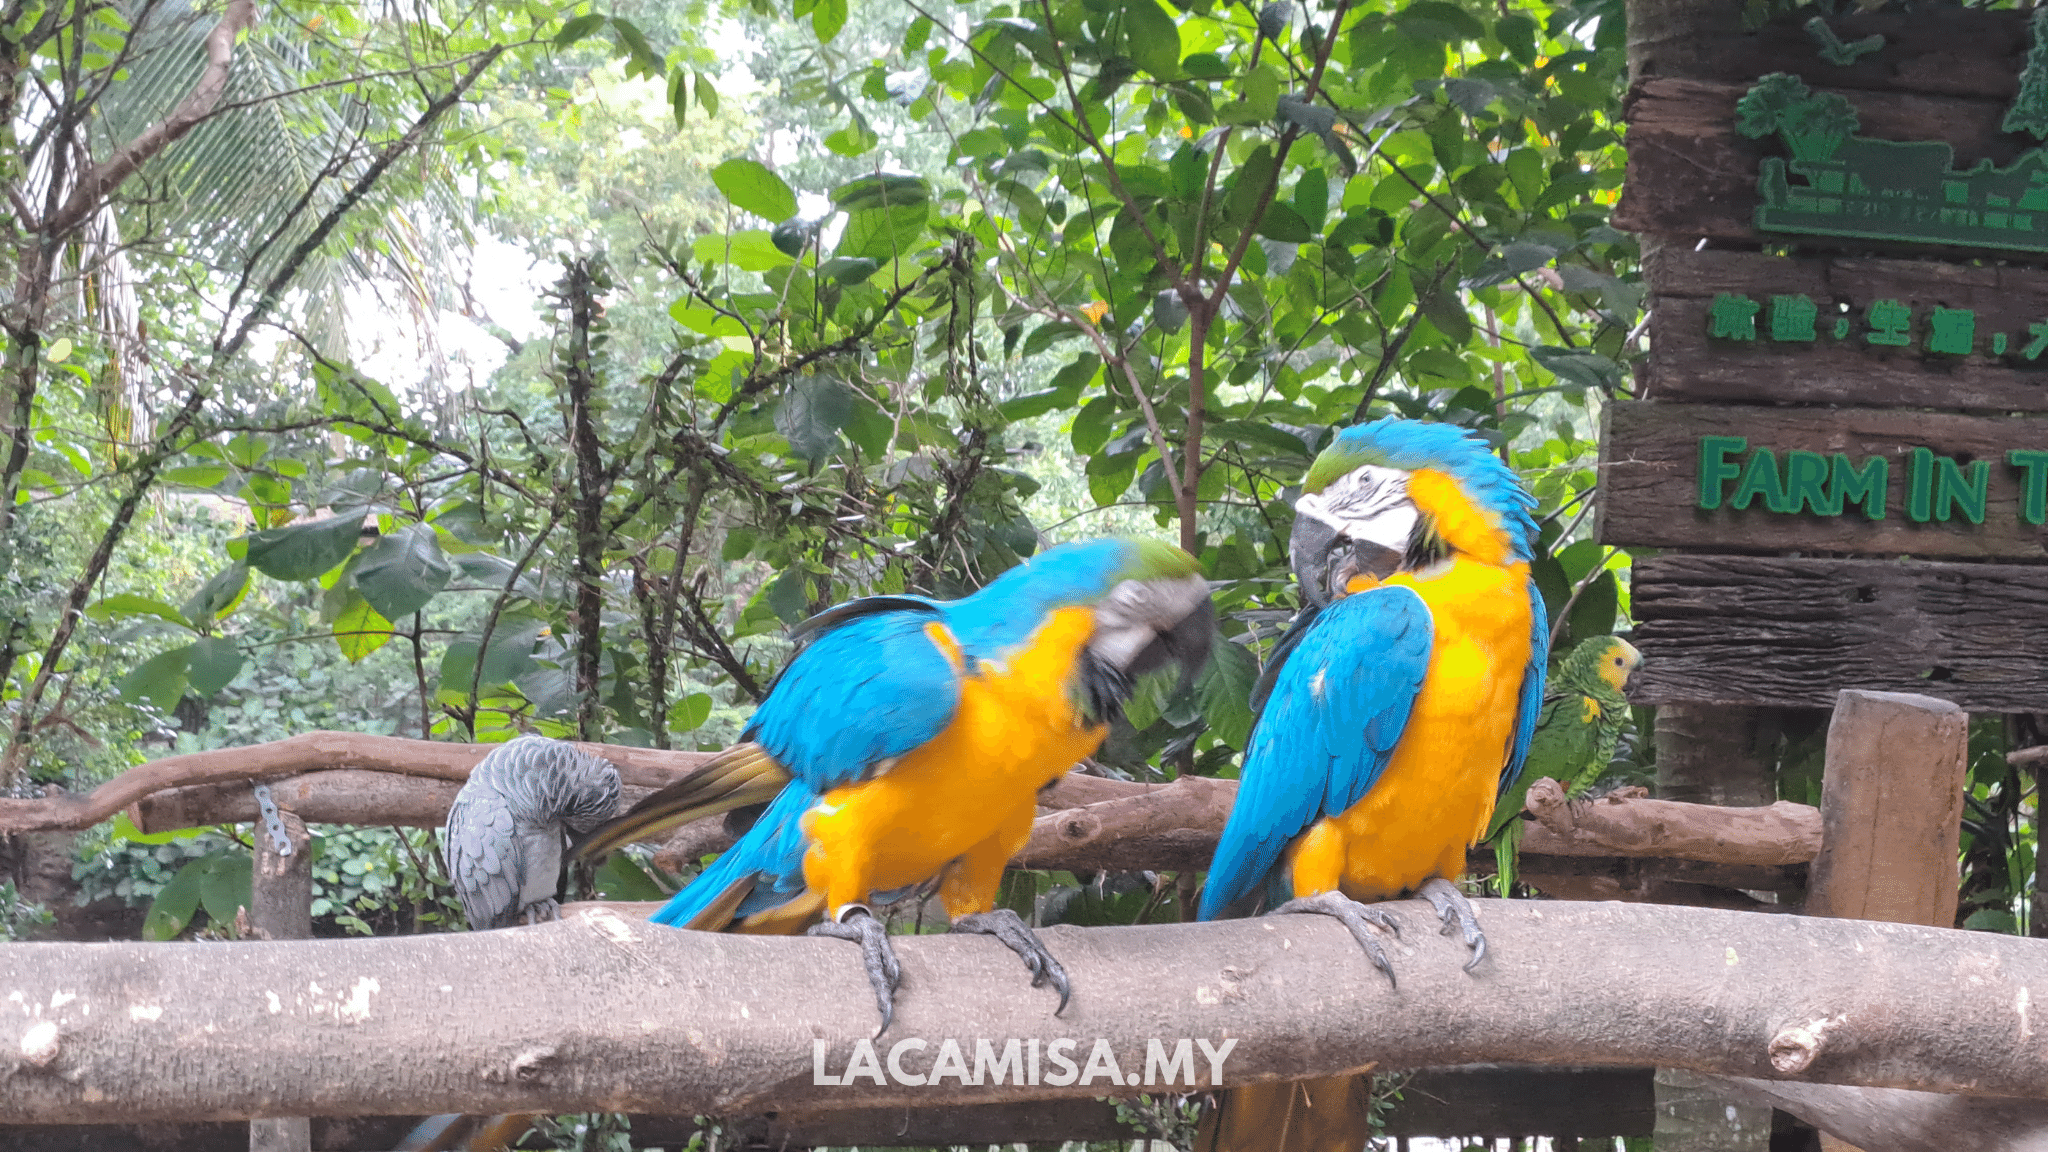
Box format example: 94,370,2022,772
671,691,714,732
812,0,848,40
44,337,73,363
161,465,230,488
711,159,799,223
776,376,855,465
86,593,191,629
333,592,393,663
1124,0,1181,78
837,204,928,261
1293,167,1329,232
182,562,250,626
185,637,245,697
1531,346,1624,391
818,256,881,284
1226,145,1277,225
1417,287,1474,343
1198,638,1259,750
197,852,252,925
243,513,366,582
1257,201,1313,243
596,852,674,901
1244,64,1280,121
143,854,209,940
1395,1,1486,42
120,646,192,711
695,72,719,117
609,17,664,76
353,524,453,621
767,567,810,625
553,13,605,46
1565,570,1620,647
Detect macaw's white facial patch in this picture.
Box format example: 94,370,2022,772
1295,464,1418,552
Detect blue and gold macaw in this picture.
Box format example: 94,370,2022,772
576,537,1214,1026
1196,418,1546,1152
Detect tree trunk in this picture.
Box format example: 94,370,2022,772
247,804,311,1152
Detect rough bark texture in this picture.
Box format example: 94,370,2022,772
132,772,667,835
1654,704,1783,808
0,733,713,833
4,903,2045,1123
1628,3,2027,100
0,1066,1657,1149
1598,401,2048,560
1630,554,2048,712
1707,1076,2048,1152
1806,691,1968,927
1641,248,2048,413
1526,777,1811,862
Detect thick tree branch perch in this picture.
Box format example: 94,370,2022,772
1523,776,1821,865
3,903,2044,1124
130,771,674,833
0,733,713,833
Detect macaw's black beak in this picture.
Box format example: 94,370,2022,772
1291,517,1404,607
1127,595,1216,694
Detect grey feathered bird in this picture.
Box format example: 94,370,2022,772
443,736,622,930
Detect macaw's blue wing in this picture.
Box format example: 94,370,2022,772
1199,586,1433,921
650,604,965,929
746,606,963,794
1501,582,1549,796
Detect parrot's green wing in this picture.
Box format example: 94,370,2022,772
1483,691,1599,842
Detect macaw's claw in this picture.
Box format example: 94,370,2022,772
808,906,902,1033
952,908,1072,1015
1419,876,1487,971
1271,890,1402,988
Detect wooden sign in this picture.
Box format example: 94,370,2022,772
1608,1,2048,712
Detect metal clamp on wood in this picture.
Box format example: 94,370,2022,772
252,783,292,856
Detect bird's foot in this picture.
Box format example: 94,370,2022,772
519,898,562,926
808,904,902,1033
951,908,1071,1016
1418,877,1487,972
1270,890,1402,987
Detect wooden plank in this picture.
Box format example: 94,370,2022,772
1628,2,2027,103
1598,401,2048,560
249,806,311,1152
1803,689,1971,1152
1612,77,2048,263
1642,247,2048,412
1807,690,1969,928
1629,553,2048,712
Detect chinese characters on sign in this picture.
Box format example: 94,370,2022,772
1707,291,2048,360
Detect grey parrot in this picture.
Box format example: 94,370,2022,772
443,735,622,930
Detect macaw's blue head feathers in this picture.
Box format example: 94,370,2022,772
957,537,1215,724
1292,417,1539,606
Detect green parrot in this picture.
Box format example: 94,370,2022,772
1484,634,1642,895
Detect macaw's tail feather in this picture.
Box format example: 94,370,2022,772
571,743,791,862
1198,1075,1381,1152
396,1113,533,1152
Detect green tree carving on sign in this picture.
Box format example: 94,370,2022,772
2006,6,2048,141
1736,73,1859,162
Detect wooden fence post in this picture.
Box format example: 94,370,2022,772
1805,689,1970,1152
248,797,311,1152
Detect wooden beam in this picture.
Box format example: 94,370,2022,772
1629,554,2048,713
1805,690,1971,1152
247,803,311,1152
1598,401,2048,560
1806,690,1969,928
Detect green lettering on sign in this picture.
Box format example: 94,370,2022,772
1934,456,1991,523
2009,449,2048,526
1732,448,1791,512
1830,453,1887,519
1925,307,1976,355
1908,446,1936,522
1783,450,1837,514
1709,294,1760,341
1697,436,1748,510
1865,299,1912,347
1770,295,1818,341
